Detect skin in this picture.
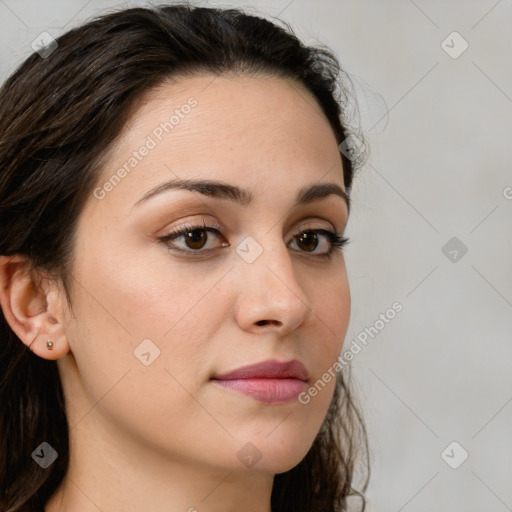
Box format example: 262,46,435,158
0,72,351,512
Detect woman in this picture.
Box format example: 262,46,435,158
0,3,369,511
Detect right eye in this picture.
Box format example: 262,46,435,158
158,220,229,254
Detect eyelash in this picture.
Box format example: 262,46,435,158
157,219,350,259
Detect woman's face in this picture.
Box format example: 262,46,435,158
59,73,351,475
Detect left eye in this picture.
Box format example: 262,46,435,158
158,223,349,257
289,229,341,254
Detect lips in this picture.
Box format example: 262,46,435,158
211,359,309,381
211,359,309,404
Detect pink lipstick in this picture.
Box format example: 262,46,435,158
211,359,309,404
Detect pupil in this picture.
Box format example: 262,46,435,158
298,232,317,251
186,229,206,249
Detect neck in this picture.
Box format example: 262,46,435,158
44,435,275,512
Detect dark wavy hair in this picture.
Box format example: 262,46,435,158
0,3,370,511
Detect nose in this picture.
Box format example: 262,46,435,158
233,235,312,336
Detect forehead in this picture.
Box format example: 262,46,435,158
107,71,339,161
89,72,346,216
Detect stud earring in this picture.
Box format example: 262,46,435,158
46,339,54,350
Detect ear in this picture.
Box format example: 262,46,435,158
0,254,71,360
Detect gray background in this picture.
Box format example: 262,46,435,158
1,1,511,511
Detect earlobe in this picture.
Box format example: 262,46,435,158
0,254,70,360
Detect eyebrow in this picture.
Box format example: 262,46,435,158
132,178,350,213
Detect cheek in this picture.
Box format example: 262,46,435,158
62,243,228,448
75,224,208,327
290,267,349,414
311,268,351,355
66,237,229,382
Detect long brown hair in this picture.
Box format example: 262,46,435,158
0,3,369,511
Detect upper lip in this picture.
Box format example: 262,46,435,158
211,359,309,381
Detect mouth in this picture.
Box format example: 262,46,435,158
210,359,309,404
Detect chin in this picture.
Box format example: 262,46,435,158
228,433,315,475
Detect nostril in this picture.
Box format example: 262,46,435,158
256,320,281,327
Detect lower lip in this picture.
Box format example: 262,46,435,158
212,378,307,404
